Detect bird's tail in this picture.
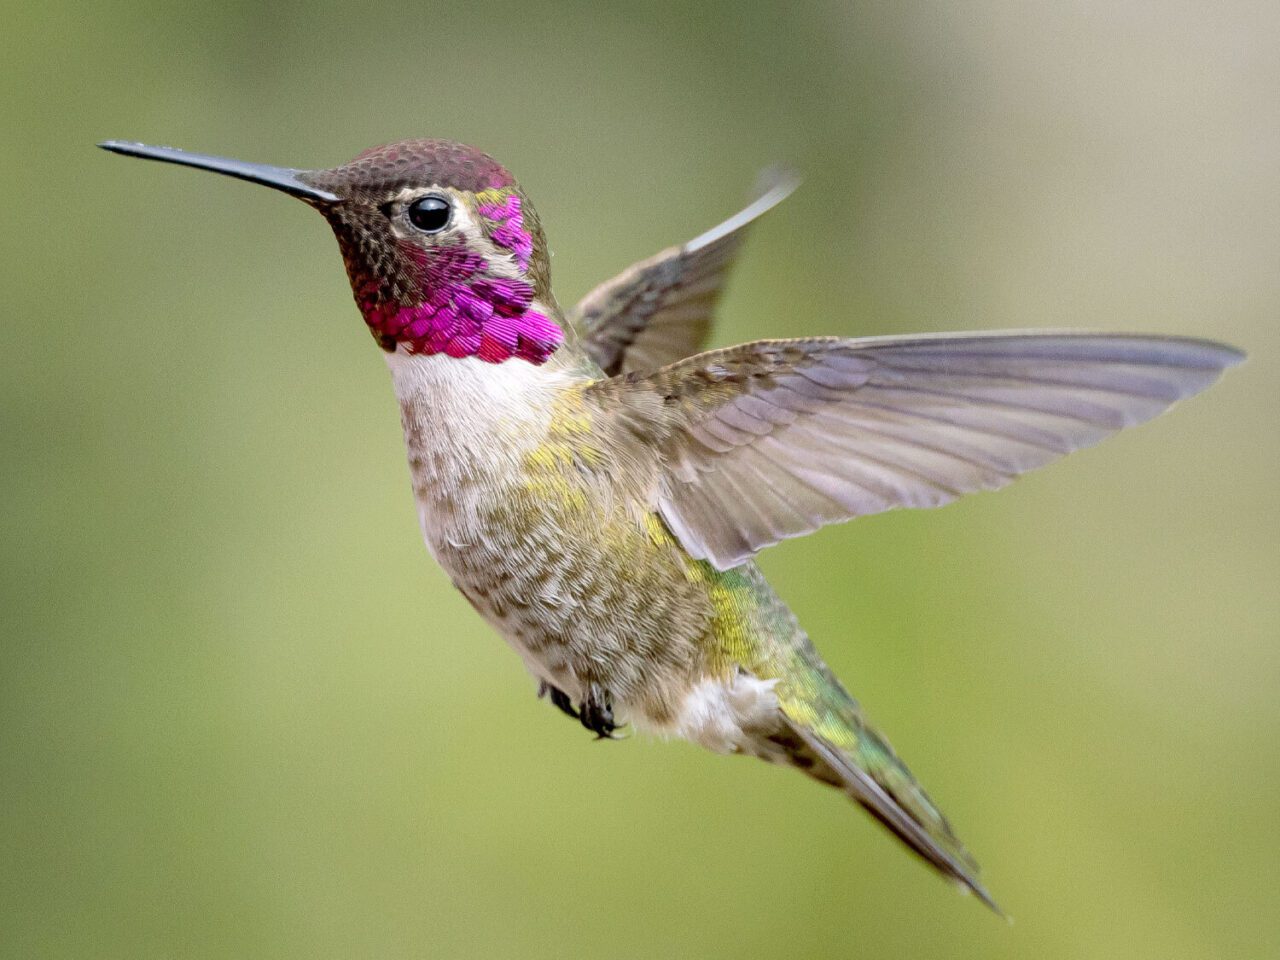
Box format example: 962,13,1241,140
767,665,1003,916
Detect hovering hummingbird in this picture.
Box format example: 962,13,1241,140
101,137,1242,913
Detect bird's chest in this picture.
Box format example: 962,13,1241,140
385,351,712,702
387,353,607,675
409,439,584,656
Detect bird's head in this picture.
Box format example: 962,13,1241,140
101,138,564,364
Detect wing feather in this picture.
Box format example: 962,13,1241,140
572,173,798,375
587,332,1243,569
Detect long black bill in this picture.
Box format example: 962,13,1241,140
98,140,340,204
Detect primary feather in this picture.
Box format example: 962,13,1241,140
583,333,1242,569
573,171,798,375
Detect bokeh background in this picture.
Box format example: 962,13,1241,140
3,1,1277,957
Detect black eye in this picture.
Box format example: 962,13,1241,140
407,195,451,233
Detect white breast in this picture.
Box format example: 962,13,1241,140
384,349,572,558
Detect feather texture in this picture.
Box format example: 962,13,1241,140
586,332,1243,569
572,172,798,376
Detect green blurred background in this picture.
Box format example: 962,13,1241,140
3,1,1277,957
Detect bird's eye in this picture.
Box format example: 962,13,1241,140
407,195,451,233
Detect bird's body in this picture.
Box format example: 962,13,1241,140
391,345,827,745
101,136,1244,913
391,347,722,729
389,342,984,892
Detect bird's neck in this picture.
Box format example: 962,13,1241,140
386,348,580,458
385,349,585,552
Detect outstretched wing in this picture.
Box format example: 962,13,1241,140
586,332,1243,570
572,172,798,376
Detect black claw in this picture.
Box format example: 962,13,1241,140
538,680,580,720
578,683,621,740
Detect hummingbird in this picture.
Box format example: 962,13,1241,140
100,137,1242,913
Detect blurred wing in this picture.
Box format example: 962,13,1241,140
591,332,1242,570
572,171,798,376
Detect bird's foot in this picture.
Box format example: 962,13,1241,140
578,683,622,740
538,680,579,721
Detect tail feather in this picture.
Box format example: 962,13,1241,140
778,717,1003,916
757,686,998,916
717,561,1003,912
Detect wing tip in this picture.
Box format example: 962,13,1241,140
1148,335,1246,371
957,874,1008,920
686,168,801,253
1212,340,1247,368
752,165,802,204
